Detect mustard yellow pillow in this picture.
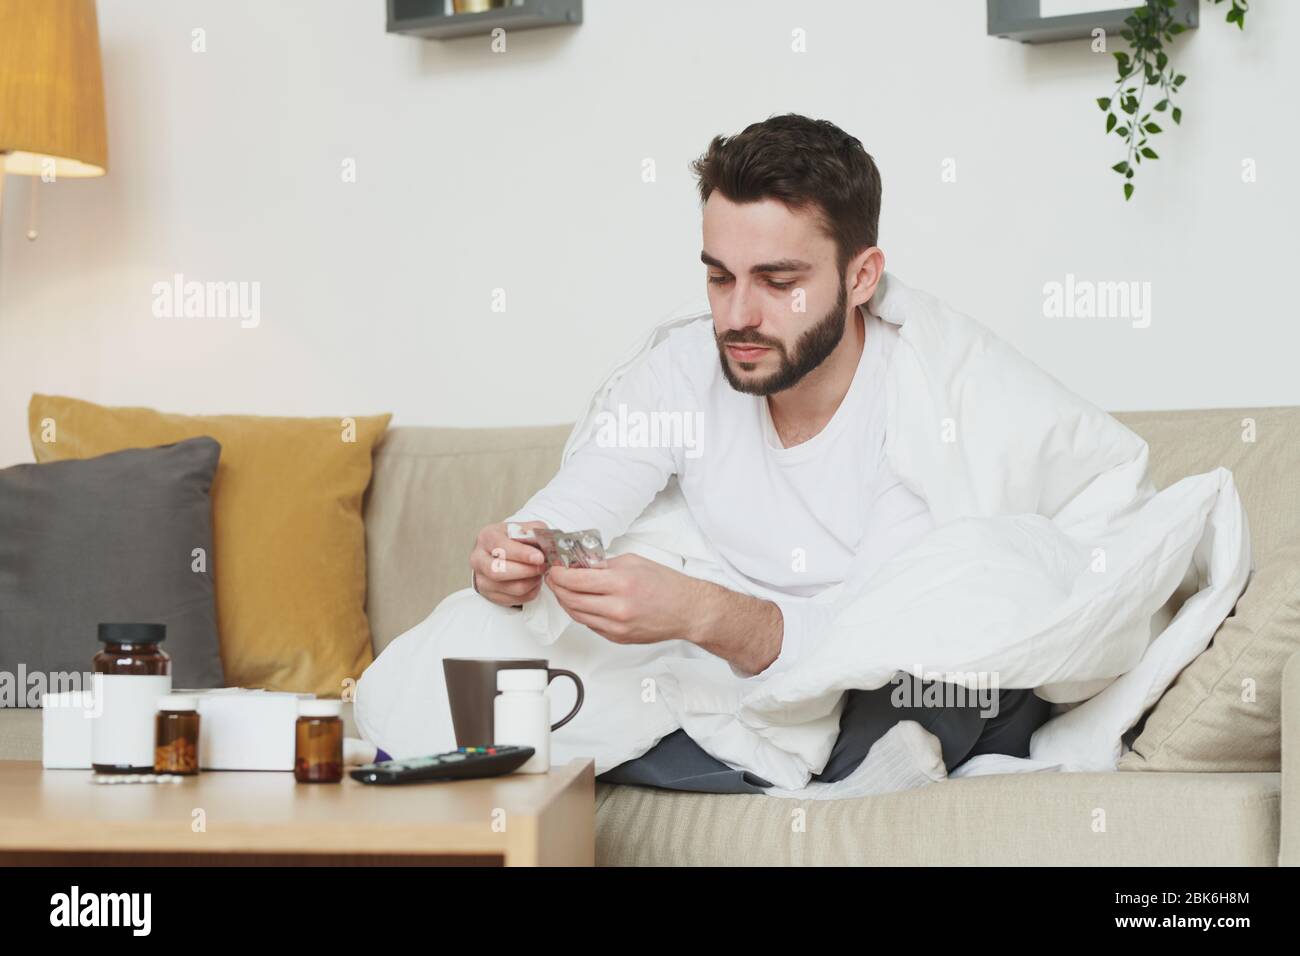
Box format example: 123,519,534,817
29,395,391,697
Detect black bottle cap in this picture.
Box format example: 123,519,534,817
97,623,167,644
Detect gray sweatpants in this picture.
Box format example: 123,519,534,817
596,675,1053,794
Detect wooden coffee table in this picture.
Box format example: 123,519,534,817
0,758,594,866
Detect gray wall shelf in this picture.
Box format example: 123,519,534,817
387,0,582,40
987,0,1197,44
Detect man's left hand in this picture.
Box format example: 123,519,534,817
543,553,702,646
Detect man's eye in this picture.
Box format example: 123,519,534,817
707,274,731,285
768,280,795,290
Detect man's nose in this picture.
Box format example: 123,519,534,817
720,282,763,334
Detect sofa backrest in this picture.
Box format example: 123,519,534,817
1112,407,1300,561
364,425,569,653
364,407,1300,654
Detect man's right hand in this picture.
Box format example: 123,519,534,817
470,520,550,608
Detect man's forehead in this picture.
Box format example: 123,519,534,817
703,193,822,231
701,195,832,267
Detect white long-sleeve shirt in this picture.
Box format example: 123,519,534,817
506,305,935,676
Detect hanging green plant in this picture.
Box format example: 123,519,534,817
1097,0,1248,201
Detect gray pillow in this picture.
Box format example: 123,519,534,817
0,437,224,705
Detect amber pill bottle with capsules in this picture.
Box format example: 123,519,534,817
154,695,201,774
295,700,344,783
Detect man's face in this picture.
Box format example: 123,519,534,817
701,194,850,396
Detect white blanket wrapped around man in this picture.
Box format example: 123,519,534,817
355,272,1251,793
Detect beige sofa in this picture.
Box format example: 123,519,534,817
3,408,1297,865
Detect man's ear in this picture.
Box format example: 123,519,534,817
847,246,886,309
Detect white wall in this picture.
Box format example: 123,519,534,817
2,0,1296,466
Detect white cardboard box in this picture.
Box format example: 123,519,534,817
41,687,315,772
187,688,314,771
41,691,96,769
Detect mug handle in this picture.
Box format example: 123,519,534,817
546,668,585,731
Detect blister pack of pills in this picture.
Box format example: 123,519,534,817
507,525,607,568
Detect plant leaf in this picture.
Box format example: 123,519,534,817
1106,114,1117,133
1124,183,1134,201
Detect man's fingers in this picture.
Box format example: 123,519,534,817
490,575,538,598
472,549,545,582
546,575,618,616
480,576,542,606
544,565,618,594
488,537,548,567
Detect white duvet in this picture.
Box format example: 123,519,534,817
357,272,1252,793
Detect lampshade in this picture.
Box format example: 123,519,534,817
0,0,108,178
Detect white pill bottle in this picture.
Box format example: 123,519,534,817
493,669,552,773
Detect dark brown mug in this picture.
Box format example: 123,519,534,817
442,657,585,747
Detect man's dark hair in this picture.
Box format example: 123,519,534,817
690,113,882,275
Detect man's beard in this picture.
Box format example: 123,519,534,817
715,280,850,396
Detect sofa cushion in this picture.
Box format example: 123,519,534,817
1119,536,1300,772
0,438,224,703
594,771,1280,865
28,395,390,697
0,709,41,761
1,702,1277,865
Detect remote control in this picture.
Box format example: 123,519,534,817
349,745,535,785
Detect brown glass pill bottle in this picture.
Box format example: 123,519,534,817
155,695,201,774
295,700,344,783
91,623,172,773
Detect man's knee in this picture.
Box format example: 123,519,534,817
963,688,1051,761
